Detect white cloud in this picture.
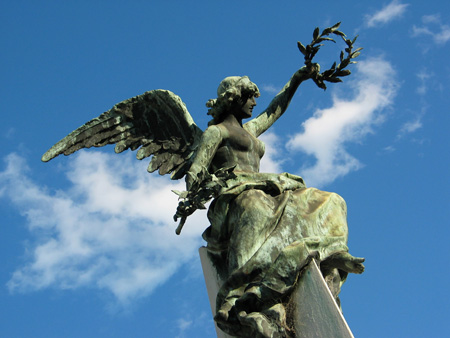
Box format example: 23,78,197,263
3,127,16,139
398,117,423,138
416,69,432,95
395,70,428,140
412,14,450,45
287,57,398,187
0,151,208,305
383,145,396,153
259,132,284,174
177,318,193,331
422,14,440,25
175,318,193,338
366,0,409,28
261,84,281,95
174,312,212,338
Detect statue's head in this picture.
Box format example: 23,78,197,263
207,76,260,124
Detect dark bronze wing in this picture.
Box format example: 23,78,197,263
42,90,203,180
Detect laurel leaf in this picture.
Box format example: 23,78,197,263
340,58,350,68
313,27,320,41
313,77,327,90
322,27,332,35
331,22,341,31
336,69,351,77
323,68,335,77
297,41,307,55
321,37,336,43
333,30,346,37
326,77,343,83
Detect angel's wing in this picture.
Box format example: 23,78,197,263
42,90,203,180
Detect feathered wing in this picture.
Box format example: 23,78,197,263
42,90,203,180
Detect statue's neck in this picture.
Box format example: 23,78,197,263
223,112,244,128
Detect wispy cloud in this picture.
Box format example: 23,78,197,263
412,14,450,45
174,312,212,338
383,145,396,153
175,318,193,338
365,0,409,28
416,69,432,95
0,152,207,305
3,127,16,139
398,118,422,138
287,57,398,187
261,84,281,95
396,69,427,139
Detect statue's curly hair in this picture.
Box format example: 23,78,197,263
207,76,260,125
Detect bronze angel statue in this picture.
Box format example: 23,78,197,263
42,23,365,338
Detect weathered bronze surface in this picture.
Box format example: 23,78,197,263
42,23,364,338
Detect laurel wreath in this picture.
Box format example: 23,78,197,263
297,22,363,90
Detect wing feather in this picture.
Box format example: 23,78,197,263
42,90,203,179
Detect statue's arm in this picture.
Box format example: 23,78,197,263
244,66,315,137
186,125,223,190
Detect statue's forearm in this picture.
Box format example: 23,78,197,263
245,67,311,137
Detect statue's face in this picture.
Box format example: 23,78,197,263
240,95,257,119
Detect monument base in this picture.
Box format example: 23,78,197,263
199,247,233,338
199,246,355,338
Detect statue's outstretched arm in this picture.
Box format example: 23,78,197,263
244,65,317,137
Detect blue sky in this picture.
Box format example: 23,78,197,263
1,1,449,337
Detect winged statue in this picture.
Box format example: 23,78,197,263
42,23,365,338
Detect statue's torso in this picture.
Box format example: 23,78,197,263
211,123,265,173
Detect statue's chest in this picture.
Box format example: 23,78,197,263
223,127,264,158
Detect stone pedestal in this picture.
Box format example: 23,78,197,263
199,247,355,338
199,247,232,338
291,259,354,338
